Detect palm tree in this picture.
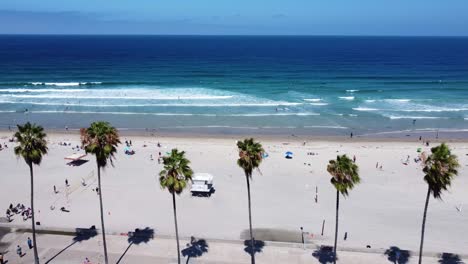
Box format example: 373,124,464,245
159,149,193,264
418,143,459,264
14,122,48,264
80,121,120,264
236,138,264,264
327,155,360,264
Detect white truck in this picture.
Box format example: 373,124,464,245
191,173,214,197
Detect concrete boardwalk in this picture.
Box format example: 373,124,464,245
0,228,465,264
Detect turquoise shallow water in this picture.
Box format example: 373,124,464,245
0,35,468,136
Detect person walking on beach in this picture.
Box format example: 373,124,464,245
353,155,356,163
27,237,33,249
350,132,353,138
53,185,57,194
65,179,69,187
0,252,5,264
16,245,23,257
344,232,348,240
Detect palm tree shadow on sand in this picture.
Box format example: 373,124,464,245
181,236,209,264
45,226,98,263
438,253,465,264
312,246,337,264
243,239,265,258
116,227,154,264
384,246,411,264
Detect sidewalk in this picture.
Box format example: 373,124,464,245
0,227,465,264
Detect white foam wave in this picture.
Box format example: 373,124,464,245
304,125,348,129
353,107,379,111
387,116,449,120
159,125,260,130
346,90,359,93
303,98,322,102
384,99,411,103
309,103,329,106
8,110,318,117
30,82,101,86
352,106,468,112
0,100,301,107
2,94,234,100
0,89,87,93
365,99,411,103
230,113,319,117
339,96,354,100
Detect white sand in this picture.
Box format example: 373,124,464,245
0,132,467,254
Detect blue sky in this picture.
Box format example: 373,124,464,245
1,0,468,35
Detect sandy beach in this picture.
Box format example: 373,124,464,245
0,130,467,256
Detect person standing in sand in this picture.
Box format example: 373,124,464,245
16,245,22,257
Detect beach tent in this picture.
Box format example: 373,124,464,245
64,153,87,161
285,151,293,159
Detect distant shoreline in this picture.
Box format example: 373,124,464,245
1,126,467,143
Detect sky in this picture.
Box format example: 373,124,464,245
1,0,468,36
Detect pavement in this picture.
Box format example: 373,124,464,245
0,227,466,264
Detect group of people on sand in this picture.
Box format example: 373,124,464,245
5,203,31,222
0,143,8,151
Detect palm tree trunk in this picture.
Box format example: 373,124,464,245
246,175,255,264
29,163,40,264
418,187,431,264
97,165,109,264
333,190,339,264
172,192,181,264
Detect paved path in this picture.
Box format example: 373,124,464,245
0,227,465,264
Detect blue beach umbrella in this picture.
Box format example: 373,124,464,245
285,151,293,156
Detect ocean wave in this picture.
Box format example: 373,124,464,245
339,96,354,100
353,107,379,111
6,110,319,117
0,100,302,107
303,125,348,129
346,90,359,93
2,94,234,100
303,98,322,102
353,106,468,112
0,88,88,93
230,113,319,117
387,116,449,120
365,99,411,103
309,103,329,106
30,82,102,86
159,125,260,130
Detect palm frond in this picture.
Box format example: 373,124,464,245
14,122,48,165
327,155,360,197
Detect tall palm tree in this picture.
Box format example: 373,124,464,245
14,122,48,264
237,138,264,264
327,155,360,264
80,121,120,264
159,149,193,264
418,143,459,264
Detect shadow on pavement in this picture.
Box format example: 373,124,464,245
384,246,411,264
438,253,465,264
244,239,265,257
116,227,154,264
312,245,336,264
45,226,98,264
181,236,209,264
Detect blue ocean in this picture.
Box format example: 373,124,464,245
0,35,468,136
